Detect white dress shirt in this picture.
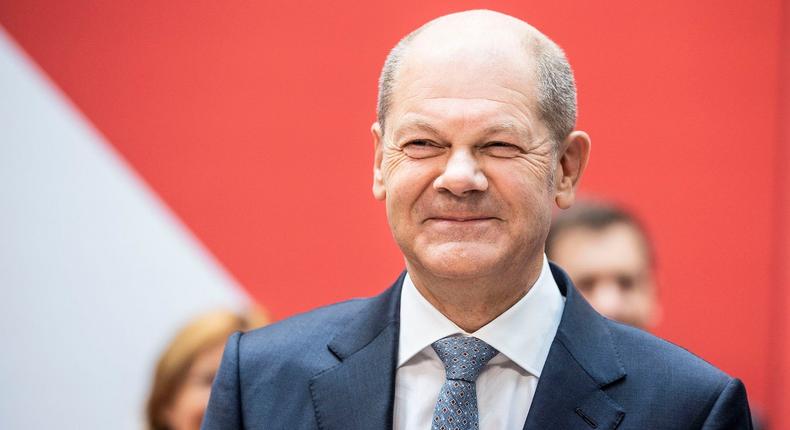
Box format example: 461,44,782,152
393,256,565,430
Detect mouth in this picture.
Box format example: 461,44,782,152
425,216,499,223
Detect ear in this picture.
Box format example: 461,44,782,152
554,130,591,209
371,122,386,201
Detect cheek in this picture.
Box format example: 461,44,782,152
386,186,422,243
380,148,411,179
384,164,436,213
186,387,212,428
627,290,652,308
175,385,212,429
498,174,553,220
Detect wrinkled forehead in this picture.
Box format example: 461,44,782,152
390,38,540,125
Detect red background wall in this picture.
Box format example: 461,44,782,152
1,0,786,426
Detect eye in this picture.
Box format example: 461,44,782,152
617,275,636,291
576,277,596,293
481,141,523,158
402,140,444,159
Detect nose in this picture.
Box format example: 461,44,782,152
433,150,488,196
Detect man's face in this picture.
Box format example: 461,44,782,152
549,223,658,328
372,45,563,281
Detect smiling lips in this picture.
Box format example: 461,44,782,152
425,216,498,224
423,217,498,235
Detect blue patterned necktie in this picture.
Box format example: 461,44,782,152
431,336,499,430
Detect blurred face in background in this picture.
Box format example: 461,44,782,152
147,309,267,430
549,222,658,329
162,342,225,430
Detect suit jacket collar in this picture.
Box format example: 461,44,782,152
309,266,627,430
522,263,626,429
309,272,404,430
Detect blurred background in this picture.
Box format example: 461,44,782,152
0,0,787,428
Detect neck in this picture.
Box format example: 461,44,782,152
407,257,544,332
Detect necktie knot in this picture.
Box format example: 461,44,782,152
432,336,498,383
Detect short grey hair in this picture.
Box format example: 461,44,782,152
376,29,422,135
376,27,577,146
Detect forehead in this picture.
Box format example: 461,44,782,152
388,38,541,132
392,98,539,143
553,224,651,272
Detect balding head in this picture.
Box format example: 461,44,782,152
370,10,591,331
377,10,577,146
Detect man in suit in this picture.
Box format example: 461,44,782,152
202,10,752,429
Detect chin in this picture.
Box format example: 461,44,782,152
415,242,503,279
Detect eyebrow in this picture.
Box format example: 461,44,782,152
393,119,533,142
481,123,533,142
393,120,443,141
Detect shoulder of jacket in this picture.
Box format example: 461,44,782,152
606,319,732,389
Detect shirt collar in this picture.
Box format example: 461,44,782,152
397,255,565,377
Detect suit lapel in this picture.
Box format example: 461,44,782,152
307,266,627,429
523,264,627,429
309,273,404,430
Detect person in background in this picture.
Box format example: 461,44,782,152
546,202,660,330
146,309,267,430
547,202,767,429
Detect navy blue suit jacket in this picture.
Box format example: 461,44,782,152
202,265,752,429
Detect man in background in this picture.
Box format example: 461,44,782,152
546,202,660,329
548,202,767,429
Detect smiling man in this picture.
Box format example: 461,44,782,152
202,10,752,430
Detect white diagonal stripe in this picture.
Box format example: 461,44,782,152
0,26,248,430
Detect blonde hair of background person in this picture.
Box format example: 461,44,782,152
146,309,267,430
